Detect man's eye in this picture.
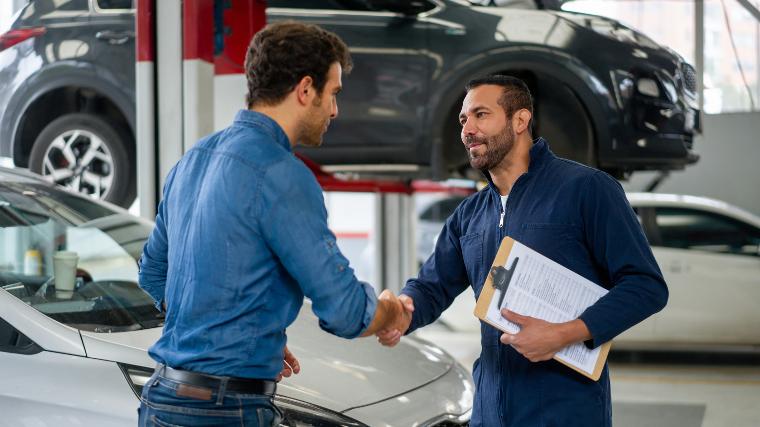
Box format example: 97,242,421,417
476,112,486,118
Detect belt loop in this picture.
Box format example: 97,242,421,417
216,376,229,406
151,364,165,388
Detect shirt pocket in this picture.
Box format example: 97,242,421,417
459,232,483,289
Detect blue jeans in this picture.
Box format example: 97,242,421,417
138,369,282,426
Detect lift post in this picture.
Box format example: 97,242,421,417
135,0,265,218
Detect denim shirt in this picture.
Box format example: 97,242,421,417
402,138,667,427
139,110,377,380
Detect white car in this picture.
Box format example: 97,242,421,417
0,167,473,427
414,192,760,366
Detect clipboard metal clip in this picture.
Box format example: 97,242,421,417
490,257,519,309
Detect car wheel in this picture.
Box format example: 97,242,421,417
28,113,135,207
532,77,595,167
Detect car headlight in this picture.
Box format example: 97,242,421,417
275,395,367,427
119,363,154,397
422,407,472,426
610,70,635,108
637,77,660,98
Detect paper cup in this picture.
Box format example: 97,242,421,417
54,251,79,298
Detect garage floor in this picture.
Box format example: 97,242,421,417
610,357,760,427
415,328,760,427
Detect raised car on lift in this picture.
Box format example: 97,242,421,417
0,0,700,209
270,0,701,180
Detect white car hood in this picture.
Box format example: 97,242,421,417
80,307,455,412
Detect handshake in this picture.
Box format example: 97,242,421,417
367,290,415,347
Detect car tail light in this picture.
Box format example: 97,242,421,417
0,27,46,52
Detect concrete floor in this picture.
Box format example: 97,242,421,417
610,361,760,427
414,326,760,426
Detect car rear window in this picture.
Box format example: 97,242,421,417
96,0,134,10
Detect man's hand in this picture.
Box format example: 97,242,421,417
499,309,591,362
376,293,414,347
361,291,414,339
276,345,301,382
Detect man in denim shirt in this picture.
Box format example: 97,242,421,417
378,75,668,426
138,22,410,426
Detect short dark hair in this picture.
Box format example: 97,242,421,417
465,75,534,130
244,21,353,108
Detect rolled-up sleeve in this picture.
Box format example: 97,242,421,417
578,172,668,348
258,158,377,339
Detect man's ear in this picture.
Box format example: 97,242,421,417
295,75,315,106
513,109,532,135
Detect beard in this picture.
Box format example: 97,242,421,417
299,96,330,148
465,122,516,171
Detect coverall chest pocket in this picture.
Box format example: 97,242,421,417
520,223,582,266
459,232,483,292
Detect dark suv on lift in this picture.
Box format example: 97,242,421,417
0,0,135,206
0,0,700,207
270,0,700,180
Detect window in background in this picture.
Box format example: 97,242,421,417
561,0,695,63
95,0,134,10
324,192,377,287
0,3,15,33
703,0,759,113
562,0,759,113
655,207,760,256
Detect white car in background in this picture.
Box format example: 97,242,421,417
0,168,473,427
414,192,760,368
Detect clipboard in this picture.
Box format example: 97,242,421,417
474,237,611,381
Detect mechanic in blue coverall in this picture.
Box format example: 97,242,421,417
377,75,668,426
138,22,409,427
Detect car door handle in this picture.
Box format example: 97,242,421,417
95,30,134,45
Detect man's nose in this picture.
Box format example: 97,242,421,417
461,117,477,137
331,99,338,119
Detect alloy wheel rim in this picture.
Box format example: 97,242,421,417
40,129,115,199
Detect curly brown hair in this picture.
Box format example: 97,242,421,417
244,21,353,108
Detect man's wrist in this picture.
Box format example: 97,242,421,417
362,297,399,337
559,319,592,347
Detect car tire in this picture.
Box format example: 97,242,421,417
28,113,135,207
532,78,595,168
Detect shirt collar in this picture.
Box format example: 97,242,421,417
528,137,554,171
233,109,292,152
483,137,554,196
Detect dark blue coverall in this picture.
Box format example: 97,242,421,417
402,138,668,427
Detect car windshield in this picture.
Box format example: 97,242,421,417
0,180,161,333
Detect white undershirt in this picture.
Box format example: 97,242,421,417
500,195,509,211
